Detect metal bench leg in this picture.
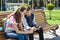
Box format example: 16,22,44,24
49,29,58,36
52,27,59,36
52,29,58,36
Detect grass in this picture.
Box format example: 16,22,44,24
44,10,60,25
47,20,60,25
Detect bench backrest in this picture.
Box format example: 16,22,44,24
0,15,7,26
33,10,47,26
0,12,12,32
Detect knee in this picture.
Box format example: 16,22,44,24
18,34,24,40
39,28,43,32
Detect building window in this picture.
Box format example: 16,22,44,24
6,0,24,11
6,0,22,3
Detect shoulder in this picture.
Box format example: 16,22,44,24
31,13,34,18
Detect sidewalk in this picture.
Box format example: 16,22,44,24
34,25,60,40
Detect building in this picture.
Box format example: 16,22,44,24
0,0,60,11
0,0,31,11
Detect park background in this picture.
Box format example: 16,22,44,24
0,0,60,25
0,0,60,40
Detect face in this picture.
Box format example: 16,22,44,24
23,9,26,14
24,6,31,16
26,10,31,16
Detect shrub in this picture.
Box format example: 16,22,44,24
46,3,54,10
21,3,29,7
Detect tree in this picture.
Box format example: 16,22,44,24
46,3,54,20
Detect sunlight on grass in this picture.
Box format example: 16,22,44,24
44,10,60,25
47,20,60,25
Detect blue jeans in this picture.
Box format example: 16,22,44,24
5,31,28,40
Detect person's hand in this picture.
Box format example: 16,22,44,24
31,27,37,31
36,26,42,30
23,29,33,34
2,18,7,22
28,30,33,34
17,30,33,34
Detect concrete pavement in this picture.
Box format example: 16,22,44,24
34,25,60,40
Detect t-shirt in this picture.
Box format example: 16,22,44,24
4,16,16,32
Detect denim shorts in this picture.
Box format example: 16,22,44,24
5,31,18,39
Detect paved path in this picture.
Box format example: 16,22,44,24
34,25,60,40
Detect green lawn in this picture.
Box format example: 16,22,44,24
44,10,60,25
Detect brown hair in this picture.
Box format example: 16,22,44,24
27,6,31,11
14,7,26,23
14,7,26,30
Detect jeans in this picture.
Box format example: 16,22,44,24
5,31,28,40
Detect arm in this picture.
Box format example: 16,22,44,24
7,8,20,18
2,8,18,22
13,23,33,34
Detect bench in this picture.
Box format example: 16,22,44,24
0,9,59,40
0,12,16,40
33,9,59,35
0,12,9,40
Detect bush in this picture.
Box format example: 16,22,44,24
46,3,54,10
21,3,29,7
